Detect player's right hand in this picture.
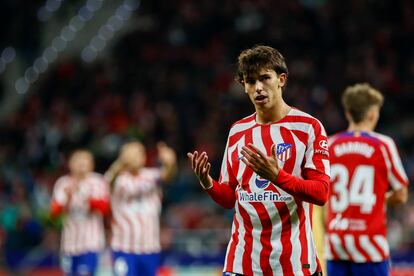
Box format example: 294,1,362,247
187,151,213,190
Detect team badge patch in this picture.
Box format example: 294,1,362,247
276,143,292,162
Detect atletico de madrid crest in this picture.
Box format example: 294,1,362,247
276,143,292,162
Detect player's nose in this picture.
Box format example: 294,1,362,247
255,81,264,92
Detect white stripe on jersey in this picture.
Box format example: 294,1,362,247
111,168,162,254
359,235,382,262
287,200,304,275
344,234,366,262
304,202,318,274
229,119,256,137
265,199,283,273
373,133,408,184
220,139,231,183
373,235,389,256
53,173,108,255
324,235,333,260
329,234,349,260
228,202,247,272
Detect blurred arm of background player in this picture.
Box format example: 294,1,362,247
157,142,177,182
105,141,177,185
387,187,408,207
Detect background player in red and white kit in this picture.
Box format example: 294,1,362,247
325,83,409,276
106,141,176,276
50,150,110,276
188,45,330,276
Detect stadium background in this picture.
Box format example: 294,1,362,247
0,0,413,275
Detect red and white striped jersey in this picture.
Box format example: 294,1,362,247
52,173,109,255
325,131,409,263
221,108,330,276
110,168,162,254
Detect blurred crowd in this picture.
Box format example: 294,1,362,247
1,0,414,271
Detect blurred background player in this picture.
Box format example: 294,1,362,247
106,141,177,276
50,150,110,276
188,45,330,276
325,83,409,276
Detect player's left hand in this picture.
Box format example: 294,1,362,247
157,142,177,166
240,143,281,181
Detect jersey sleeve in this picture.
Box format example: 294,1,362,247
52,177,69,205
89,175,111,215
50,176,69,217
205,133,238,209
381,137,409,190
90,174,110,200
304,119,330,177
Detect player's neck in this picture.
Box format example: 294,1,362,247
256,102,290,125
348,121,375,132
72,172,88,180
128,167,142,175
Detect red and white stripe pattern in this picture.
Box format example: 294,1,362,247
326,131,408,262
325,233,389,262
110,168,162,254
221,108,330,275
52,173,109,255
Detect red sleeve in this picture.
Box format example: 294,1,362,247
205,180,236,209
89,199,110,216
274,169,329,206
50,200,65,218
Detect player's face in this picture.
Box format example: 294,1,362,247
243,68,286,111
69,152,94,176
120,143,146,170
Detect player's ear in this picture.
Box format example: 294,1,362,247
278,73,287,88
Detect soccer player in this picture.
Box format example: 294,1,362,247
188,45,330,276
106,141,176,276
50,150,110,276
325,83,409,276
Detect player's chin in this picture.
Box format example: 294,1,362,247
254,101,270,109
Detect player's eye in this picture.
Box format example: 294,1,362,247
260,75,270,81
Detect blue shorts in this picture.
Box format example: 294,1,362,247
61,252,98,276
327,260,389,276
112,251,160,276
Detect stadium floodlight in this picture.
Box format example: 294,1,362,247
43,47,58,63
15,0,105,93
33,57,49,73
86,0,103,12
98,25,114,40
125,0,140,10
79,6,94,21
80,0,140,64
81,47,98,63
61,26,77,41
2,47,16,63
0,47,16,75
52,37,67,52
24,67,40,84
37,0,64,22
108,16,124,31
15,78,29,94
91,36,106,51
116,5,133,20
69,16,85,31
